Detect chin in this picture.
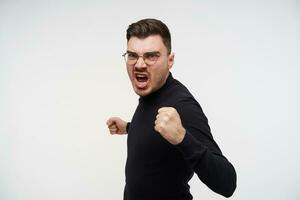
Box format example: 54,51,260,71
134,87,151,97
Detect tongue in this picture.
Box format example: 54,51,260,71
137,77,148,82
135,77,148,89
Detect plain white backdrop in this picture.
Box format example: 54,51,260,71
1,0,299,199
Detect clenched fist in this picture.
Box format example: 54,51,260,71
106,117,128,135
154,107,186,145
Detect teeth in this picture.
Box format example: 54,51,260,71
136,74,147,78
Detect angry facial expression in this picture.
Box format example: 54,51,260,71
126,35,174,97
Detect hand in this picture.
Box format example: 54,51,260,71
154,107,186,145
106,117,128,135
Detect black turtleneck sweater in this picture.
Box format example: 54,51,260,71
124,73,236,200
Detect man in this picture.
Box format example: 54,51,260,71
106,18,237,200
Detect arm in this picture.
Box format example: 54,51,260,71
175,101,237,197
154,102,236,197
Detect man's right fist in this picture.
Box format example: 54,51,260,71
106,117,128,135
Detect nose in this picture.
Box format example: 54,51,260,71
134,56,147,69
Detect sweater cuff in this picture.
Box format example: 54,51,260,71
126,122,130,133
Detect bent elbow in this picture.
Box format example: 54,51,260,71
223,182,236,198
221,166,237,198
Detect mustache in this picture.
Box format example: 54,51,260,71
134,68,148,73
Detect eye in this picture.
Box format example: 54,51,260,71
127,52,138,60
144,52,159,61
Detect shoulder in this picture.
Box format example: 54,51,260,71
168,78,206,119
169,78,199,106
170,79,212,139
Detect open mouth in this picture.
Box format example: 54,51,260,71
136,74,148,82
134,73,149,89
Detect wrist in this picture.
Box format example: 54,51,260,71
177,126,186,144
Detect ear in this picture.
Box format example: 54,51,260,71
167,53,175,69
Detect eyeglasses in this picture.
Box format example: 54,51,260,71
122,51,162,66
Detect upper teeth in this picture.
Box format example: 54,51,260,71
136,74,146,78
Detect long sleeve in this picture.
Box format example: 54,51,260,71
175,99,237,197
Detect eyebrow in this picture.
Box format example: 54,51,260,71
126,50,160,55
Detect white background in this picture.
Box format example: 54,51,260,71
1,0,299,199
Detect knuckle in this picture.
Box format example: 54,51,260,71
157,124,163,130
170,107,176,113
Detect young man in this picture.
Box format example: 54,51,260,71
106,18,237,200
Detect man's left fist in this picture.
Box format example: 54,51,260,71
154,107,186,145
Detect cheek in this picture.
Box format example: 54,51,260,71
127,67,133,78
150,67,166,84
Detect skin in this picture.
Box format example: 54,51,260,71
106,35,185,145
154,107,186,145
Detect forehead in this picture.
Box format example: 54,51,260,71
127,35,167,53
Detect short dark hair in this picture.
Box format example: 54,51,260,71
126,18,172,54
